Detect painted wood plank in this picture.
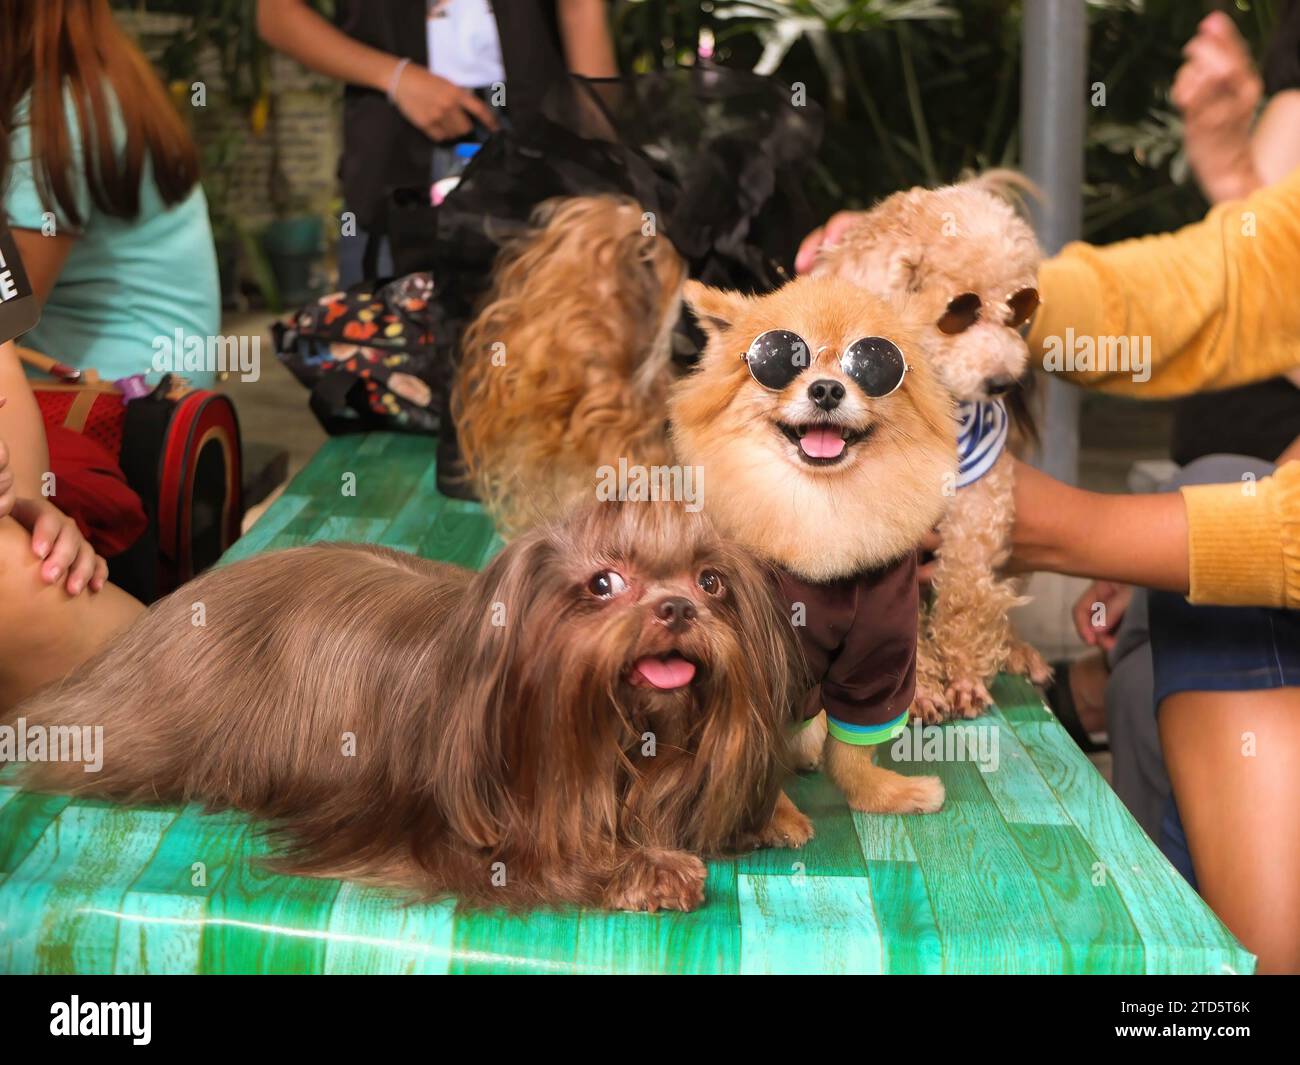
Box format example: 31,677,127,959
320,885,457,975
978,709,1072,826
349,452,438,521
0,803,178,974
356,432,394,459
571,859,742,974
417,499,499,569
375,432,439,464
1005,822,1144,974
0,790,72,882
112,806,252,975
278,435,367,500
865,860,943,973
198,830,344,975
854,809,919,863
276,495,357,546
883,751,1066,973
217,494,310,565
1007,719,1253,974
447,905,584,975
445,860,743,974
475,533,506,568
736,772,868,878
989,673,1054,724
307,516,392,545
738,872,882,974
376,465,448,549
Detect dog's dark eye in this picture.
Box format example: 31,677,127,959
697,570,724,596
588,571,628,598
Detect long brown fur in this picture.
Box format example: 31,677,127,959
669,275,955,816
5,502,805,912
814,173,1052,719
452,195,687,536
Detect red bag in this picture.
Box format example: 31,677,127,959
19,347,244,601
43,425,148,558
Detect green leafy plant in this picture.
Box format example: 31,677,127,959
614,0,1284,242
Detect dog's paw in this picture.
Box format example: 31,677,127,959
1006,640,1053,687
895,774,946,814
606,849,707,913
945,676,992,718
910,684,950,724
843,772,946,815
757,792,815,849
788,711,827,771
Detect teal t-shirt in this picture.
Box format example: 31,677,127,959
4,88,220,386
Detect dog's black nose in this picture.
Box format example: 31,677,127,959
654,596,697,631
807,378,845,411
984,374,1016,395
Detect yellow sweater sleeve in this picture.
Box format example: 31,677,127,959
1028,167,1300,608
1028,164,1300,397
1179,461,1300,609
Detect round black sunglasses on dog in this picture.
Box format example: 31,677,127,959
741,329,909,398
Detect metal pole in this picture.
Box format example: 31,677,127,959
1021,0,1087,484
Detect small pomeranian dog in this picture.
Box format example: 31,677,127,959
453,195,687,535
814,172,1051,719
6,501,806,912
670,275,956,815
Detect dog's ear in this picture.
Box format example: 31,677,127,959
965,168,1041,212
683,280,747,341
886,246,924,294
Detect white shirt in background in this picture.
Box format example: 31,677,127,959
426,0,505,88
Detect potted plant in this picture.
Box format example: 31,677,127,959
259,99,326,308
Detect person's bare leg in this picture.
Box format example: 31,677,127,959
0,516,143,713
1160,688,1300,974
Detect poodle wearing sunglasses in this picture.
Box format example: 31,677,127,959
813,171,1051,720
670,276,956,816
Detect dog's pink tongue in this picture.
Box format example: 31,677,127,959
632,655,696,690
800,427,845,459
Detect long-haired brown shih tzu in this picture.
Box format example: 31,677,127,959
6,501,807,912
452,195,687,536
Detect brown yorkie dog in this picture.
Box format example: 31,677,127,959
7,501,806,912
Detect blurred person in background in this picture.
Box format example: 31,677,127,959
796,12,1300,968
1,0,220,386
257,0,617,285
0,349,144,713
1047,4,1300,879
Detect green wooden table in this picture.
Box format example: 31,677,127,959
0,433,1254,974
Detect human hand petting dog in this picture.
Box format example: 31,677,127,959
0,397,107,597
794,211,865,274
